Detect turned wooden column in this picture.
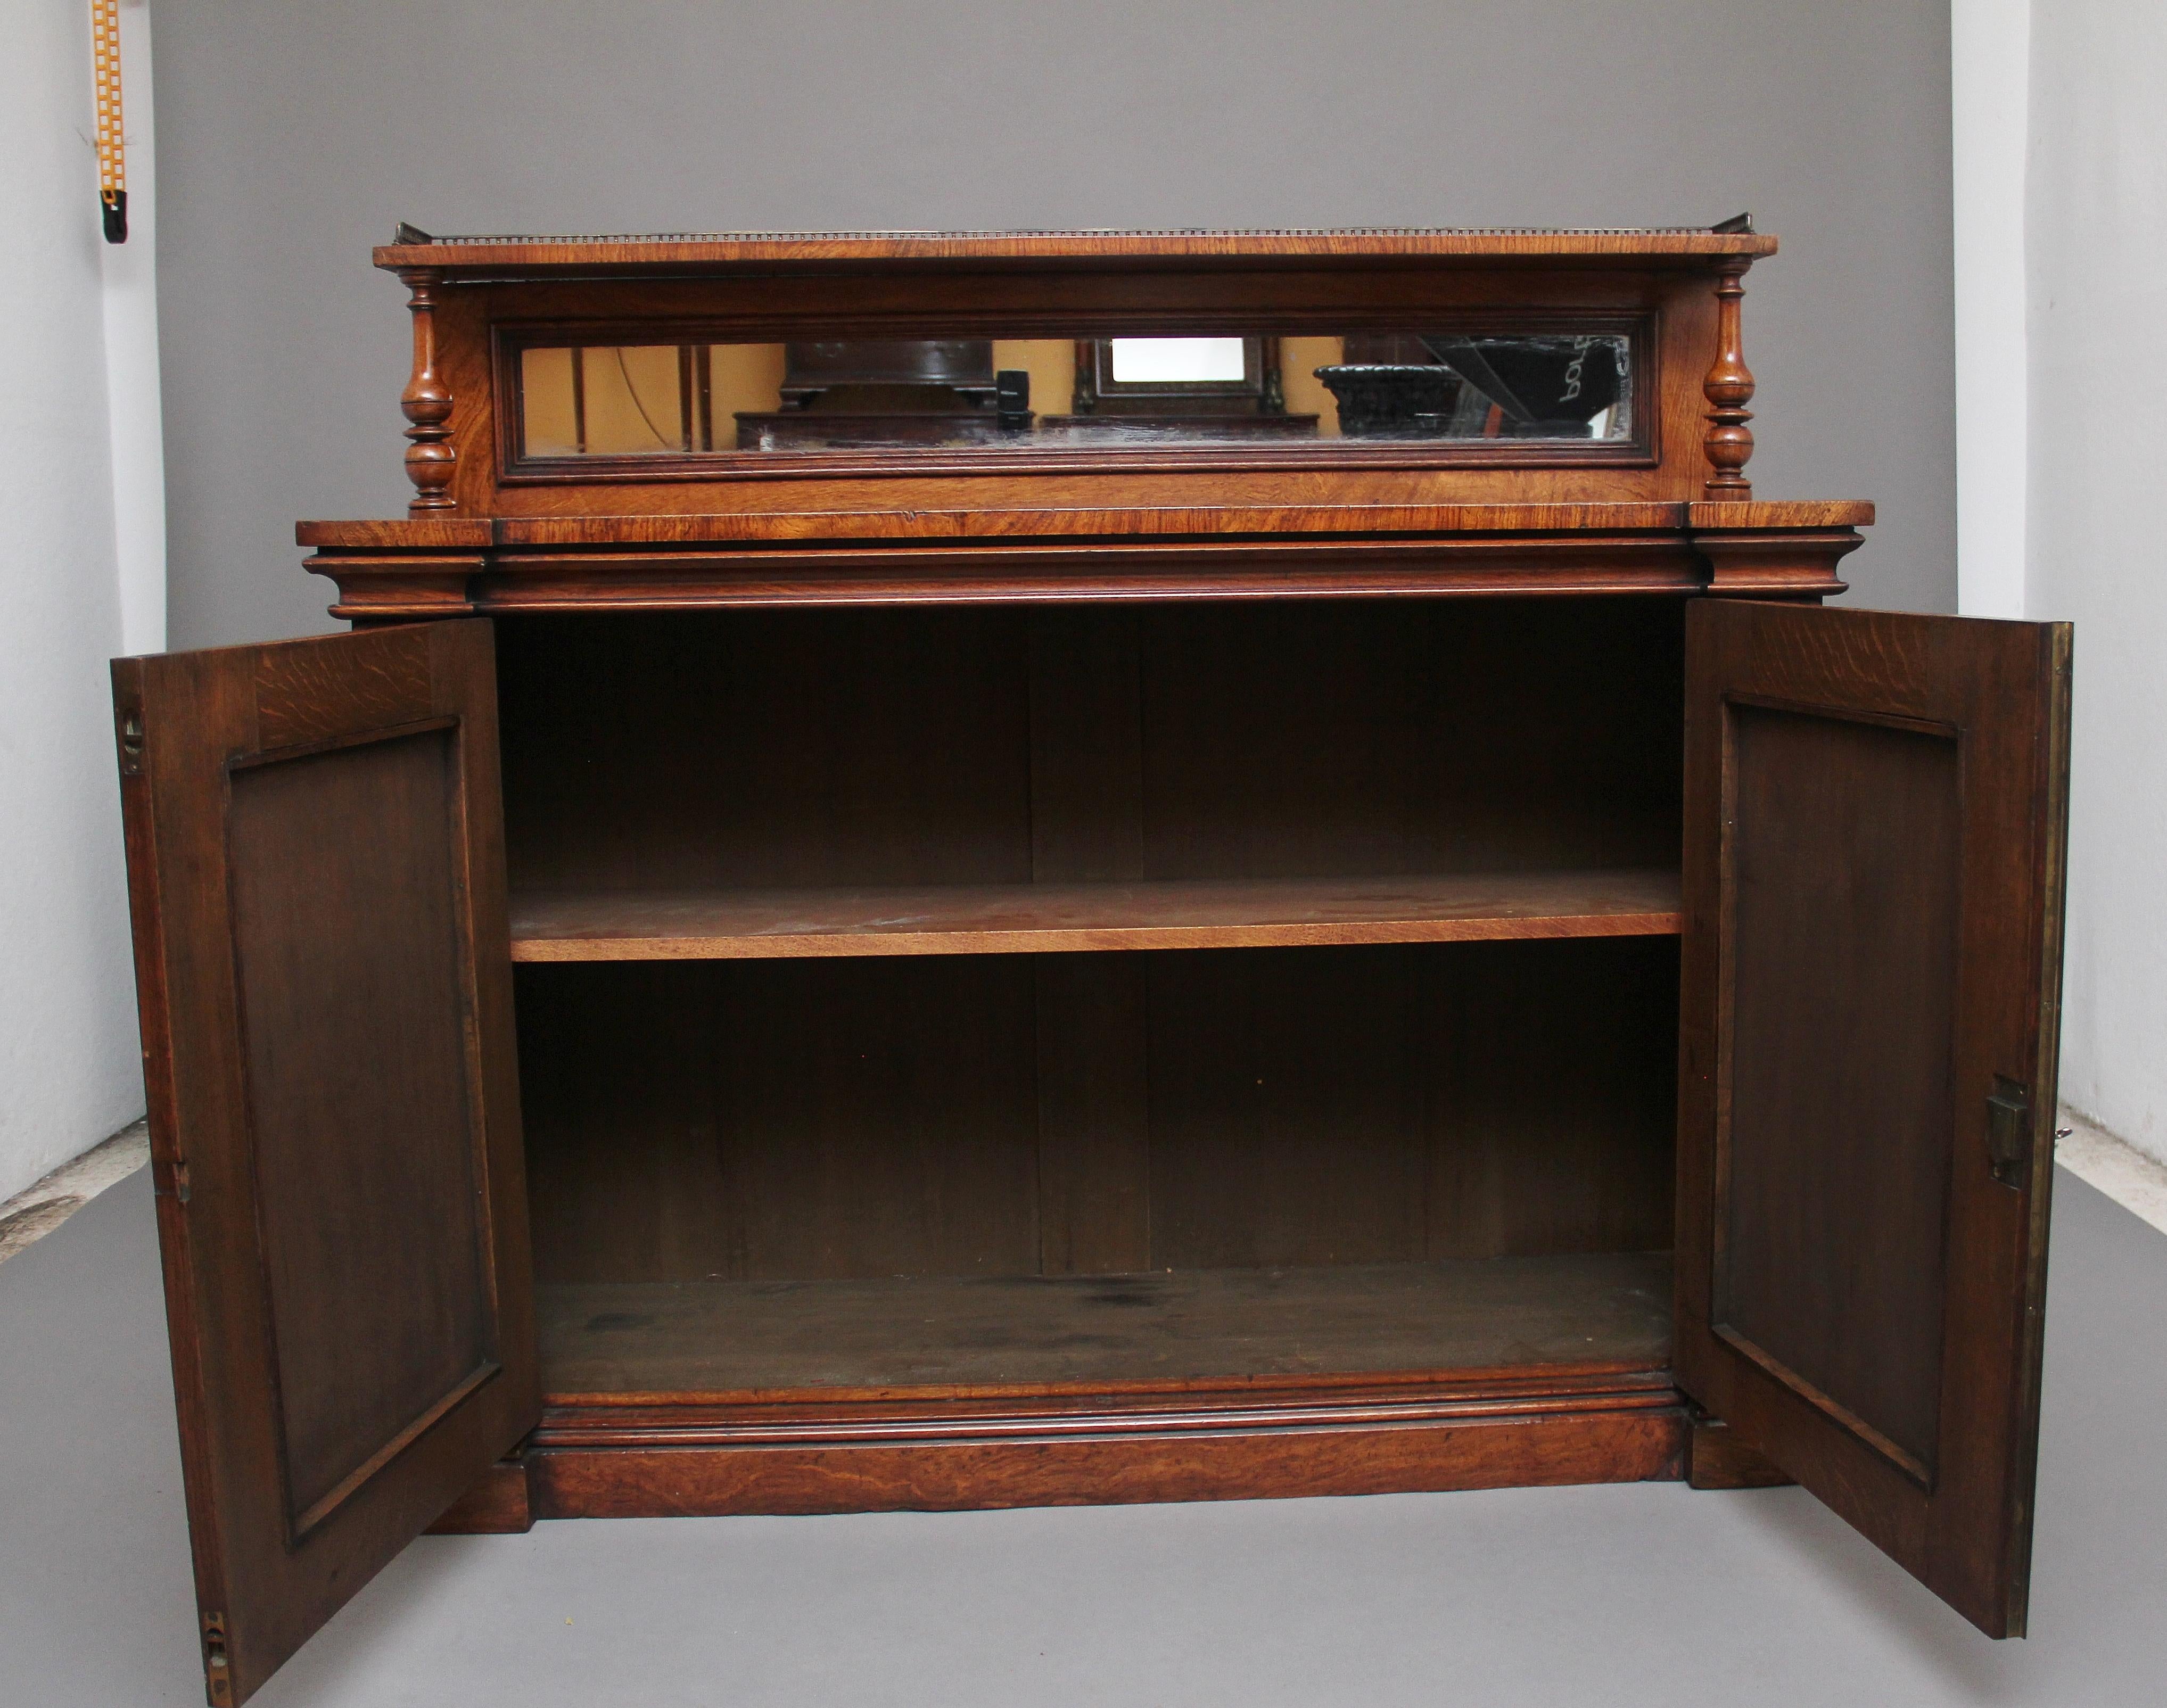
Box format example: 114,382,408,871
1702,260,1756,500
398,268,457,513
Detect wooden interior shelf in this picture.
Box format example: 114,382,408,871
537,1251,1674,1397
509,868,1682,962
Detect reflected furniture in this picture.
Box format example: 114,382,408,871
736,337,1011,449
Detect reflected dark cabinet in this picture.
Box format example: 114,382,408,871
738,338,1007,449
111,227,2070,1706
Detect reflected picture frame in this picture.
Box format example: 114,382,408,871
1071,336,1283,416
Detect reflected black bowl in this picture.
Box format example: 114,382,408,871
1312,365,1464,438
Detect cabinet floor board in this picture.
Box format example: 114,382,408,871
509,869,1683,961
536,1251,1673,1397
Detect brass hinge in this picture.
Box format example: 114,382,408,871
1987,1077,2031,1190
153,1157,192,1203
203,1611,232,1706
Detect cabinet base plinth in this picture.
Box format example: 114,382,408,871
499,1387,1690,1520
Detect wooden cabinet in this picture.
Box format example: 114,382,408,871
111,228,2070,1705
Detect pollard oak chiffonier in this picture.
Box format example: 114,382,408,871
112,224,2071,1704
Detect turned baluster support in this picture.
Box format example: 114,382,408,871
1702,259,1756,500
398,268,457,513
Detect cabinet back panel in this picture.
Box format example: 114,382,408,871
1148,940,1677,1268
495,599,1683,893
1134,600,1683,879
520,957,1042,1284
1425,937,1682,1259
1146,946,1428,1267
520,938,1676,1285
498,608,1036,892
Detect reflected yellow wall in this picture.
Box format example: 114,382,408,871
1281,337,1344,435
583,345,684,453
522,346,579,455
993,340,1074,417
523,343,788,453
709,343,787,439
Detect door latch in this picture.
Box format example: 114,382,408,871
1986,1077,2031,1190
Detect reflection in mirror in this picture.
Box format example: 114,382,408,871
1317,334,1626,440
1062,336,1292,430
516,332,1633,457
1108,338,1249,384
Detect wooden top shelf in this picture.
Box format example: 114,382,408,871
376,225,1779,278
508,868,1682,962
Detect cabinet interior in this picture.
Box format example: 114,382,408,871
493,598,1688,1399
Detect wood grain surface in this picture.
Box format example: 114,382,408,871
517,1401,1688,1521
534,1252,1673,1396
300,499,1874,549
493,601,1685,900
1675,599,2073,1638
509,869,1682,960
111,622,537,1704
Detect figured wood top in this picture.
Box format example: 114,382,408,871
375,226,1780,277
508,869,1683,961
299,500,1873,551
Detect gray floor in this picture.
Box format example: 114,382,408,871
6,1169,2163,1707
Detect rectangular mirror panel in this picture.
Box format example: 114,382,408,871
512,332,1636,460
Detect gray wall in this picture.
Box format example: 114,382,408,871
154,0,1956,645
2028,0,2167,1160
0,0,145,1198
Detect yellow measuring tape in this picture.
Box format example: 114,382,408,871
92,0,127,242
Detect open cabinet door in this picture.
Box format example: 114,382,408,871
111,621,537,1704
1676,600,2071,1638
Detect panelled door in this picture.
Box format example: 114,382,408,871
112,621,537,1704
1676,599,2071,1638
